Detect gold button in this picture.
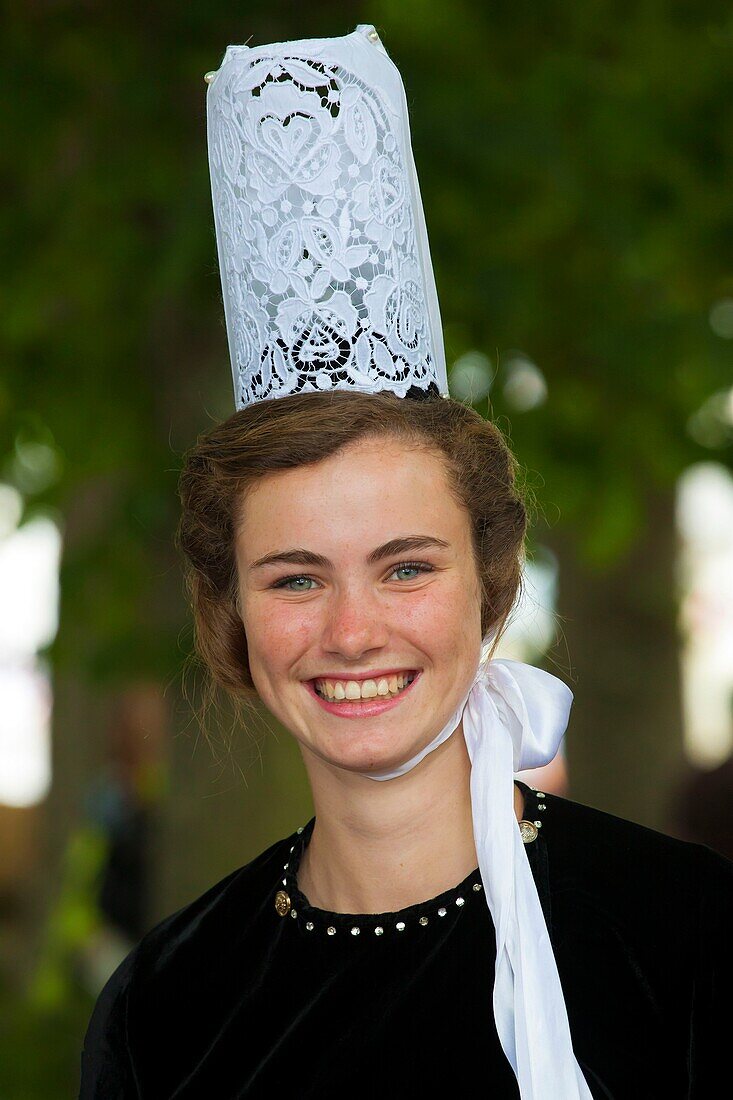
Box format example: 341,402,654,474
519,820,539,844
274,889,291,916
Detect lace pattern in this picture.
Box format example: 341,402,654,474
206,28,447,409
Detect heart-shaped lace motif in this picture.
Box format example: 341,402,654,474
259,114,315,167
373,159,404,224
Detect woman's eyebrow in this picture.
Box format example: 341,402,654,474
248,535,451,573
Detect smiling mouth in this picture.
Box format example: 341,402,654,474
312,672,418,703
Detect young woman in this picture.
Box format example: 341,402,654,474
79,24,732,1099
79,388,732,1098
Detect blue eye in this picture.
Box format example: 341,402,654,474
276,576,316,592
272,561,433,592
393,563,425,580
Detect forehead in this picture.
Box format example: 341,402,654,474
236,439,468,559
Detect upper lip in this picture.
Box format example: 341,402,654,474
309,668,419,683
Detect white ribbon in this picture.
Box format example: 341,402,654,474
359,656,594,1099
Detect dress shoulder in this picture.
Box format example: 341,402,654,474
78,826,297,1098
529,788,733,1092
135,826,292,965
542,786,733,893
533,786,733,985
78,946,139,1099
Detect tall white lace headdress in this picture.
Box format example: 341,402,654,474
205,24,447,409
205,24,593,1099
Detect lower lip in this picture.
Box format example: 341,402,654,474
304,672,421,718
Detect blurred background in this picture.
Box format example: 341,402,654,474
2,1,733,1094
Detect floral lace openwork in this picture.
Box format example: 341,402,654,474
206,28,445,409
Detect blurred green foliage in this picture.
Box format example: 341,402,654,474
2,0,732,685
0,986,95,1099
0,826,106,1096
376,0,733,563
2,1,733,1091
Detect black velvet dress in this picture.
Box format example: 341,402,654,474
79,780,733,1098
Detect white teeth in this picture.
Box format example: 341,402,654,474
314,673,415,702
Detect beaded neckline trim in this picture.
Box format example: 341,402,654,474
272,783,548,938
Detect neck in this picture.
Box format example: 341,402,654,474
297,723,526,914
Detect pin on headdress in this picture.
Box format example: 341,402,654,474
204,25,593,1098
205,24,448,410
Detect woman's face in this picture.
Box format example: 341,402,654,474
235,436,483,776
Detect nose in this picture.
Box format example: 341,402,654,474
321,583,390,660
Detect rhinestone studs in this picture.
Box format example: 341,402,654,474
279,819,488,936
517,788,548,842
274,889,291,916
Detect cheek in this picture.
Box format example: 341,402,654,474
245,601,313,670
385,582,480,654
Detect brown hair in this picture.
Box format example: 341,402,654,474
176,390,533,727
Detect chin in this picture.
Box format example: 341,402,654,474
310,732,420,777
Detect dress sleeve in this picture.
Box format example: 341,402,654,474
78,947,140,1099
688,843,733,1094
